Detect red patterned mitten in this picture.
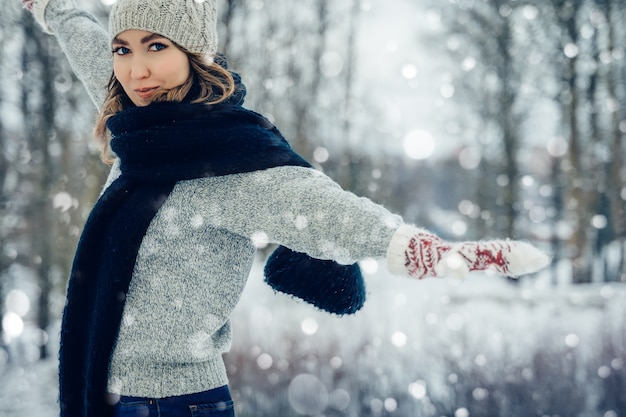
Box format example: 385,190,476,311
387,225,550,279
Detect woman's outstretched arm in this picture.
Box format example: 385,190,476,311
23,0,112,109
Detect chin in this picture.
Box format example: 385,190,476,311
131,97,151,107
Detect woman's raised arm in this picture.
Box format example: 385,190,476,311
23,0,112,109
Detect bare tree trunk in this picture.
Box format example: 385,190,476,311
550,156,565,286
585,17,612,282
475,121,493,239
289,0,330,159
604,0,626,281
22,15,57,360
37,36,56,361
565,55,591,283
0,56,10,364
220,0,240,59
547,0,589,283
342,0,360,191
499,22,519,239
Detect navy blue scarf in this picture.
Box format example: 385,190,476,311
58,101,365,417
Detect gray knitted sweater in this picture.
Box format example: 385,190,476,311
33,0,407,398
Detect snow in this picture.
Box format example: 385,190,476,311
1,0,625,415
2,260,624,416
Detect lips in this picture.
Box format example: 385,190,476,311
135,87,158,99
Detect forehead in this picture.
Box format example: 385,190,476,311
112,29,168,45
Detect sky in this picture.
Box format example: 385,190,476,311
356,0,460,159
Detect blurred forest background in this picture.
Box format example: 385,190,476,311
1,0,625,416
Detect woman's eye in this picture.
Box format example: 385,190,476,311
112,47,130,56
149,43,168,52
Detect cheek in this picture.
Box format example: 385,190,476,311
173,64,190,86
163,58,191,87
112,61,129,86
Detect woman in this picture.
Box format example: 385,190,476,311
22,0,550,416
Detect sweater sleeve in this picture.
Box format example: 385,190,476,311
31,0,111,109
175,166,404,265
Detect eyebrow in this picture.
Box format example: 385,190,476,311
111,33,168,46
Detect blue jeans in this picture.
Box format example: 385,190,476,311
114,385,234,417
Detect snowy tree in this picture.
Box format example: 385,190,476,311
428,0,626,283
528,0,626,283
1,0,106,361
423,0,545,245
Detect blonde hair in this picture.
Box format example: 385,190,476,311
94,50,236,164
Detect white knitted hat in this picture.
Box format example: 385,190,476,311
109,0,218,55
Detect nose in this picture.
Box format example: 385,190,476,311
130,56,150,80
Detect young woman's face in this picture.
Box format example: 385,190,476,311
111,29,191,107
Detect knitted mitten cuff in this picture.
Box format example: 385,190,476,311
386,225,451,279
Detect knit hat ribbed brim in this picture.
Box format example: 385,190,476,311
109,0,218,55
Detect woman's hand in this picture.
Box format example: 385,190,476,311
22,0,35,11
387,225,551,279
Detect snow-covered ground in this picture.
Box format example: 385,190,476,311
1,259,625,416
